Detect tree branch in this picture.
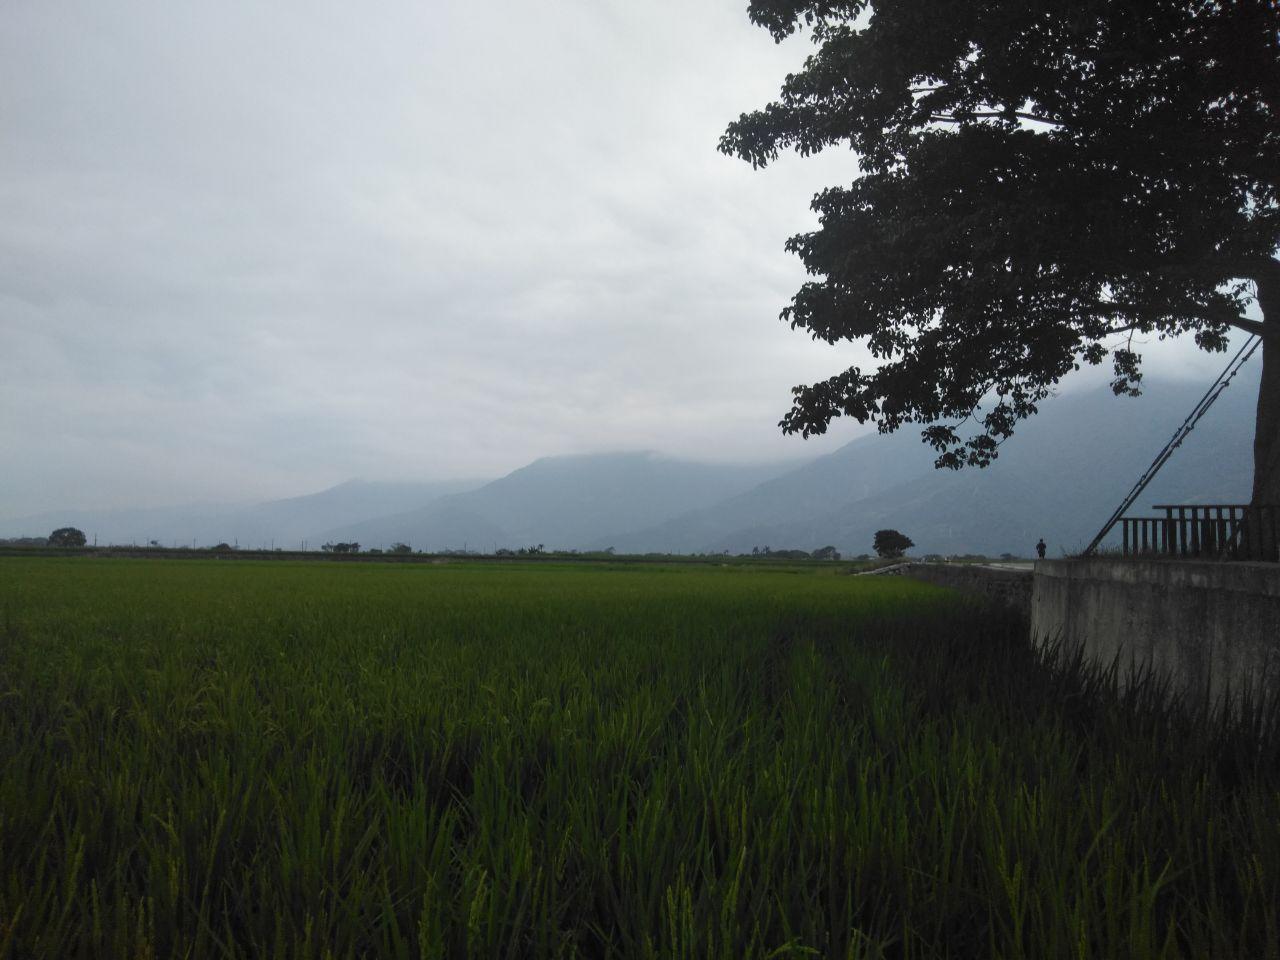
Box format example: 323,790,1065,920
1144,256,1280,287
1087,299,1272,339
927,111,1068,127
1226,315,1273,338
1089,300,1144,319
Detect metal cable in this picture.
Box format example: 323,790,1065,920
1081,335,1262,556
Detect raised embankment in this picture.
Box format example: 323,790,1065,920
896,559,1279,706
1031,559,1280,704
898,563,1033,616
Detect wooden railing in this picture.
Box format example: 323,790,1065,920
1120,504,1279,561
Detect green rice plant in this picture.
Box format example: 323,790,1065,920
0,557,1276,958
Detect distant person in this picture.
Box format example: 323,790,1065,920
1035,538,1047,559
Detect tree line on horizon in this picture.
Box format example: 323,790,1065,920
8,526,935,563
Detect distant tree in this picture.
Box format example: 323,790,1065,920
811,545,841,561
211,542,233,553
770,548,813,560
389,542,412,554
722,1,1280,511
873,529,914,559
48,527,86,547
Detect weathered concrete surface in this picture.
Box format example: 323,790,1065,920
1031,559,1280,704
899,563,1033,616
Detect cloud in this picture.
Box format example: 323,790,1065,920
0,0,1234,517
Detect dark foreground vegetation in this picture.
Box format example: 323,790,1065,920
0,558,1276,958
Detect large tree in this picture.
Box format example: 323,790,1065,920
873,528,914,559
48,527,87,548
721,0,1280,508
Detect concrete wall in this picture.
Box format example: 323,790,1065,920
1031,559,1280,705
900,563,1033,616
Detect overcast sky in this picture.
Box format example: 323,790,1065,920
0,0,1242,518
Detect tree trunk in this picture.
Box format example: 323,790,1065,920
1253,267,1280,505
1250,261,1280,560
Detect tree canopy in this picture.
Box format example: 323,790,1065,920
721,0,1280,504
48,527,87,548
873,529,914,559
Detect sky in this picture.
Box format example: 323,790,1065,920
0,0,1246,519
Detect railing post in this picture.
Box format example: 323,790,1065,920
1119,504,1277,562
1260,504,1279,563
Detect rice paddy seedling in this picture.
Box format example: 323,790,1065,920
0,557,1276,958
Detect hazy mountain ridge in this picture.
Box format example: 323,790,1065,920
0,479,484,548
2,376,1257,556
605,375,1255,556
316,453,801,551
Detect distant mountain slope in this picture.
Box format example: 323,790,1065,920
0,479,483,547
592,427,938,554
316,453,801,551
4,373,1257,557
235,479,484,545
606,374,1257,557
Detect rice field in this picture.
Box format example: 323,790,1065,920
0,556,1277,959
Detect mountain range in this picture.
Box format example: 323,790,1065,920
605,375,1253,557
0,479,481,550
1,374,1257,557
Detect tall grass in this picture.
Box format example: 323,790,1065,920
0,557,1276,958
